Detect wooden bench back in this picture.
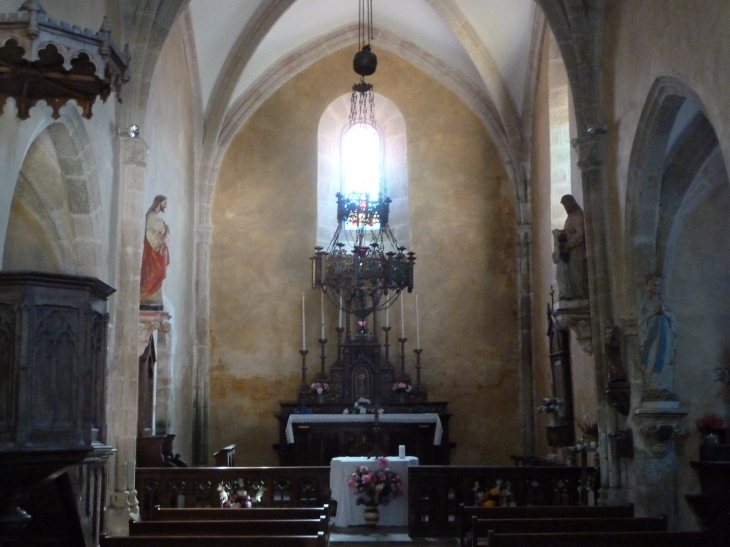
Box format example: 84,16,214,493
150,505,329,521
470,516,667,546
130,517,326,537
457,504,635,546
100,532,326,547
485,530,706,547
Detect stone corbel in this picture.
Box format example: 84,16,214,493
139,310,172,356
552,300,592,354
633,406,688,458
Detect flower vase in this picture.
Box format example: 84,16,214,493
317,393,324,404
398,392,405,403
363,504,380,527
703,432,720,445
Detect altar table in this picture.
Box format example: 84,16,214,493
285,413,443,444
330,455,419,527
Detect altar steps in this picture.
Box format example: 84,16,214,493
330,526,457,547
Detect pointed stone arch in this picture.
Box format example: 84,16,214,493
625,76,723,295
2,106,106,278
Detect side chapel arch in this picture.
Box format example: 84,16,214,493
626,76,730,401
2,108,106,278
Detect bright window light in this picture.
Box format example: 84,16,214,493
342,123,381,200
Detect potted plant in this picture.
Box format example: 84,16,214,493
218,479,265,508
696,414,725,444
392,381,412,402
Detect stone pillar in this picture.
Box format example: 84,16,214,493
633,405,688,525
193,224,212,465
105,136,147,535
516,223,535,456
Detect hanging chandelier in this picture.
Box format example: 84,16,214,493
312,193,415,320
311,0,415,320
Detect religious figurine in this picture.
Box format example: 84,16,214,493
552,194,589,300
140,195,170,310
639,274,677,398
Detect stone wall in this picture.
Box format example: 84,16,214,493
210,46,521,466
604,0,730,527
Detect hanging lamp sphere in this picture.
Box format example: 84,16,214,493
353,45,377,77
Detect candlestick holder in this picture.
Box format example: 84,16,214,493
335,326,344,363
382,326,391,364
299,349,309,392
398,337,407,376
318,338,327,376
414,348,423,391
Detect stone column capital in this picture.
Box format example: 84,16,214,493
633,405,688,458
118,136,147,166
571,134,606,172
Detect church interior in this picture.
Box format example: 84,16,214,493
0,0,729,544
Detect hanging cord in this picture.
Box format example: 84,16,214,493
358,0,373,51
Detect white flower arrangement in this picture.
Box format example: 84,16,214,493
537,397,562,414
353,397,372,414
567,437,598,453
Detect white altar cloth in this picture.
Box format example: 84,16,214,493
330,456,419,527
285,413,443,444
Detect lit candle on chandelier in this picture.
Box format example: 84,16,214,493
301,292,306,350
415,292,420,349
400,295,405,339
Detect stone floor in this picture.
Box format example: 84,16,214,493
330,526,458,547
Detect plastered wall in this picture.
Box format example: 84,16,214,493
210,46,521,465
604,0,730,527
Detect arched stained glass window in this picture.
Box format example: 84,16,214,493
317,93,409,251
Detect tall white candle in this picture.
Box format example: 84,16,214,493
301,292,306,350
415,292,420,348
400,295,405,338
385,303,389,328
320,290,325,339
338,295,343,328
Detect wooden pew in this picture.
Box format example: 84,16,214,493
457,503,634,547
150,505,329,521
130,517,327,537
470,516,667,547
100,532,326,547
484,530,706,547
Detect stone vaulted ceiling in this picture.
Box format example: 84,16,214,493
188,0,538,150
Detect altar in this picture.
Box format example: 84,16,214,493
275,211,454,465
330,456,419,527
275,402,452,466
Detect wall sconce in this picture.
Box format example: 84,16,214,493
584,123,607,137
119,124,140,138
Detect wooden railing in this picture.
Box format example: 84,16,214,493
135,467,330,521
135,464,597,536
408,465,599,537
